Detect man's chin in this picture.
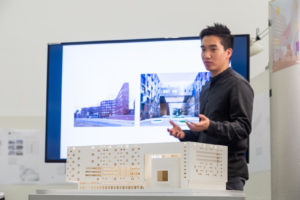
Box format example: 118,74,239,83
205,66,214,71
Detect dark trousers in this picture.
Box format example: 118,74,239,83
226,177,246,191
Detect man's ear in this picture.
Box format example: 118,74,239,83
226,48,233,59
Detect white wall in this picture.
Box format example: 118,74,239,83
0,0,270,200
246,70,271,200
271,64,300,199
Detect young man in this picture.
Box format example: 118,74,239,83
167,23,254,191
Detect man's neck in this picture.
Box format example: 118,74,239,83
210,65,230,77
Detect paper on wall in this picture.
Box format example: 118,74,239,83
0,129,66,184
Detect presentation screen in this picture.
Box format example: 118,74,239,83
46,35,249,162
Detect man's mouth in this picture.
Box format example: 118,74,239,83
204,61,213,65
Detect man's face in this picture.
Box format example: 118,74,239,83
201,35,232,76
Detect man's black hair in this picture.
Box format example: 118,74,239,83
199,23,234,50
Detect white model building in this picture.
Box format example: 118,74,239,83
66,142,227,191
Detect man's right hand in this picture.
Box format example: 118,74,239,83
167,120,185,139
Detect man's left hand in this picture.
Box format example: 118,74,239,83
186,114,210,132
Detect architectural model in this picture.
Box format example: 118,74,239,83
66,142,227,191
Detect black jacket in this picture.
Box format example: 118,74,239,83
181,67,254,180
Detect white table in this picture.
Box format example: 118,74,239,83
29,189,245,200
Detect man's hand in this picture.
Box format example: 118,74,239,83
167,120,185,139
186,114,210,132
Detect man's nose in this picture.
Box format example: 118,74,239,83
203,51,211,58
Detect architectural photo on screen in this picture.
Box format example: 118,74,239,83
74,82,135,127
140,72,211,126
